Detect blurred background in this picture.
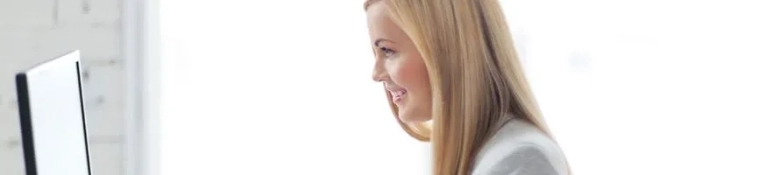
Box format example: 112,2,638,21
1,0,779,174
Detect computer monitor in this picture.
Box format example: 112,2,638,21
15,51,93,175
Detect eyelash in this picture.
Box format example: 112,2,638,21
380,47,395,58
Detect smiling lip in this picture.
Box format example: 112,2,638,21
390,89,407,103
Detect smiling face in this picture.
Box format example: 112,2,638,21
367,1,432,123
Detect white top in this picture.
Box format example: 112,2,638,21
471,118,569,175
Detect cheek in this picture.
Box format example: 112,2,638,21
391,55,429,97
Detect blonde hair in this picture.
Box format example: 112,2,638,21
366,0,566,174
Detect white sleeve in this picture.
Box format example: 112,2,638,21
475,145,560,175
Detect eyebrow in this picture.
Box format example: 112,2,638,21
373,38,394,47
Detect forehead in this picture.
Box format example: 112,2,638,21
366,0,387,19
366,2,400,40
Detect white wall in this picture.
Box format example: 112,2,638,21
159,0,780,175
0,0,129,174
502,0,780,174
158,1,430,174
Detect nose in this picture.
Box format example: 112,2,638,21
372,59,387,82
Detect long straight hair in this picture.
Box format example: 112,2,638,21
366,0,564,174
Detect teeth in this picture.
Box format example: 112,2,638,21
391,90,406,97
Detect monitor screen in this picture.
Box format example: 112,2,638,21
15,51,92,175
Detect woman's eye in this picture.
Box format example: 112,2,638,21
380,47,395,58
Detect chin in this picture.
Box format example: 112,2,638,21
398,110,431,123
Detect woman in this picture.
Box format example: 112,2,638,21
364,0,571,175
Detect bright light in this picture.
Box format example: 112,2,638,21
159,0,780,174
159,1,428,174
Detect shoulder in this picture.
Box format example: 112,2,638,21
471,119,569,175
